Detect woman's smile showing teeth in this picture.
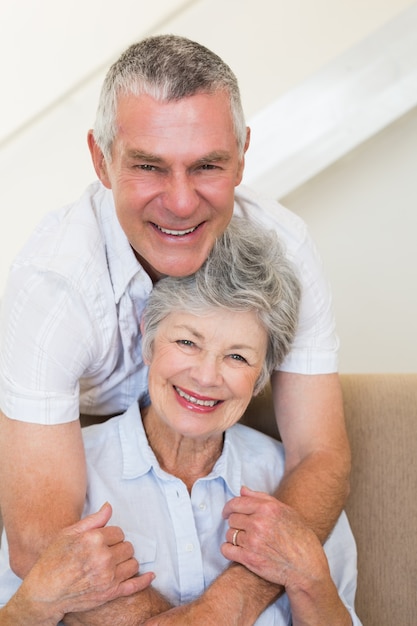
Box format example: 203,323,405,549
146,308,267,438
174,386,221,410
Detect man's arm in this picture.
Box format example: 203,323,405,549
0,410,87,576
270,370,351,541
141,565,281,626
63,587,173,626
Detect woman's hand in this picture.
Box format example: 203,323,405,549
222,486,328,589
15,503,154,623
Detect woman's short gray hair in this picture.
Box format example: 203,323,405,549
93,34,247,161
142,217,301,395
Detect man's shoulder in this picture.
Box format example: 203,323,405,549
233,185,308,251
11,182,113,283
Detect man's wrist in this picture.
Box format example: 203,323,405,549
201,563,283,625
63,586,172,626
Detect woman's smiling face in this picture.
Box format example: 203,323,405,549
145,308,267,441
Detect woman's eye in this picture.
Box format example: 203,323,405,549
229,354,248,364
177,339,195,347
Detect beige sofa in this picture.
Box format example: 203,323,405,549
242,373,417,626
1,374,416,624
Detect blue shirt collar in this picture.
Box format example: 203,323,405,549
118,403,243,496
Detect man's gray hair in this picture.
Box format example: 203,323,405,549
93,34,247,161
142,217,301,395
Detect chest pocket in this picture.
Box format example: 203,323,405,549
126,532,157,566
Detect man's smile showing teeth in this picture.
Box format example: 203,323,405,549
156,224,198,236
175,386,220,407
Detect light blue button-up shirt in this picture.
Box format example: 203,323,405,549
84,404,361,625
0,403,361,624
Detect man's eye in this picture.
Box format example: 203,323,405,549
199,163,218,170
135,164,157,171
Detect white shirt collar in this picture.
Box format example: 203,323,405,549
97,183,153,304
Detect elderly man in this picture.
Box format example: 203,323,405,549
0,35,350,624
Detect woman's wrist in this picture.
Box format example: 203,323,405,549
2,584,64,626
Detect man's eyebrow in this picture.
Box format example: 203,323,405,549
126,149,164,163
194,151,232,164
127,149,232,162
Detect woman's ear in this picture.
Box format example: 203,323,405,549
87,130,112,188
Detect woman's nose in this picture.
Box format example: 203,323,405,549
190,353,223,387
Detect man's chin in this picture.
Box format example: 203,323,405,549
135,247,212,282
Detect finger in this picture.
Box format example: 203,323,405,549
117,571,155,597
226,512,253,533
221,539,247,565
113,555,140,582
240,485,263,498
222,495,260,519
107,539,136,566
99,524,127,547
225,527,246,546
70,502,113,535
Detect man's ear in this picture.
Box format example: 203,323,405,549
236,127,251,185
244,126,251,154
87,130,112,188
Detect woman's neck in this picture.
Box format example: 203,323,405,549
141,405,224,492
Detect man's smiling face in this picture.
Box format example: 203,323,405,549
91,91,249,281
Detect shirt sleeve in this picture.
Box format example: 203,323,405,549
279,227,340,374
0,265,99,424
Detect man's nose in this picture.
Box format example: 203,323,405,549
162,172,199,218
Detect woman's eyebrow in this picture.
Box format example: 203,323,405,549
173,324,204,340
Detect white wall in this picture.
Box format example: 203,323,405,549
281,106,417,373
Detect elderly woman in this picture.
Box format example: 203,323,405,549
0,217,360,625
